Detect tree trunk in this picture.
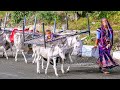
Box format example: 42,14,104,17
0,19,2,30
75,12,80,20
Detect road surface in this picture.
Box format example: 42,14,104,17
0,50,120,79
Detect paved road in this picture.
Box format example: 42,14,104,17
0,50,120,79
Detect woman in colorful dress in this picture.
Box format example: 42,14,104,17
94,18,119,74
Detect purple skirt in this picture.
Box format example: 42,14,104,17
97,46,118,69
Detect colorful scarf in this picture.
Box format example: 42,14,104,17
101,18,113,46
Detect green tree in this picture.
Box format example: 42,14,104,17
11,11,30,24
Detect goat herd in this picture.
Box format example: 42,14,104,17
0,30,94,77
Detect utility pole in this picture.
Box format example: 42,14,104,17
86,12,90,36
42,22,46,48
23,17,26,45
0,19,2,30
53,18,56,33
66,13,68,30
33,16,37,38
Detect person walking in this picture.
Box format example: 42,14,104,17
94,18,119,74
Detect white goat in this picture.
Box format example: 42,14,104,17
4,33,14,57
0,32,9,59
32,35,83,75
14,32,27,63
34,44,66,77
61,35,83,72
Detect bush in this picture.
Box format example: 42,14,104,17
11,11,30,24
68,17,88,30
1,11,120,31
83,35,95,45
36,11,62,25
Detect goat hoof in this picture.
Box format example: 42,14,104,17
45,72,47,75
56,74,59,77
32,61,35,64
66,70,70,73
25,61,27,64
42,67,44,69
45,70,47,75
37,71,40,74
2,53,5,57
62,71,65,74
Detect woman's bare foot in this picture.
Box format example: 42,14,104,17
103,71,110,75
